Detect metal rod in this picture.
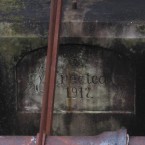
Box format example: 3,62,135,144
37,0,57,144
72,0,77,9
37,0,62,144
45,0,63,135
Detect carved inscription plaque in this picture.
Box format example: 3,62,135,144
17,45,135,113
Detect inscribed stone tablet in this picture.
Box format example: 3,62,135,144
16,45,135,113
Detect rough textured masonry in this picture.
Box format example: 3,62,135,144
1,0,145,136
17,46,135,113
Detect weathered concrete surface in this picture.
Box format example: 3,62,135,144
0,0,145,136
17,45,135,113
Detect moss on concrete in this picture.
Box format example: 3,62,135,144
0,37,48,66
0,0,22,13
136,25,145,34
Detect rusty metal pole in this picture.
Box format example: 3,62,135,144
37,0,57,145
37,0,62,145
45,0,63,135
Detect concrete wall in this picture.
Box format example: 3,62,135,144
1,0,145,136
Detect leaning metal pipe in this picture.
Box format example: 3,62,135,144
45,0,62,135
38,0,57,145
37,0,62,144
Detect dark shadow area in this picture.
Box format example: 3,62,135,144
133,52,145,136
